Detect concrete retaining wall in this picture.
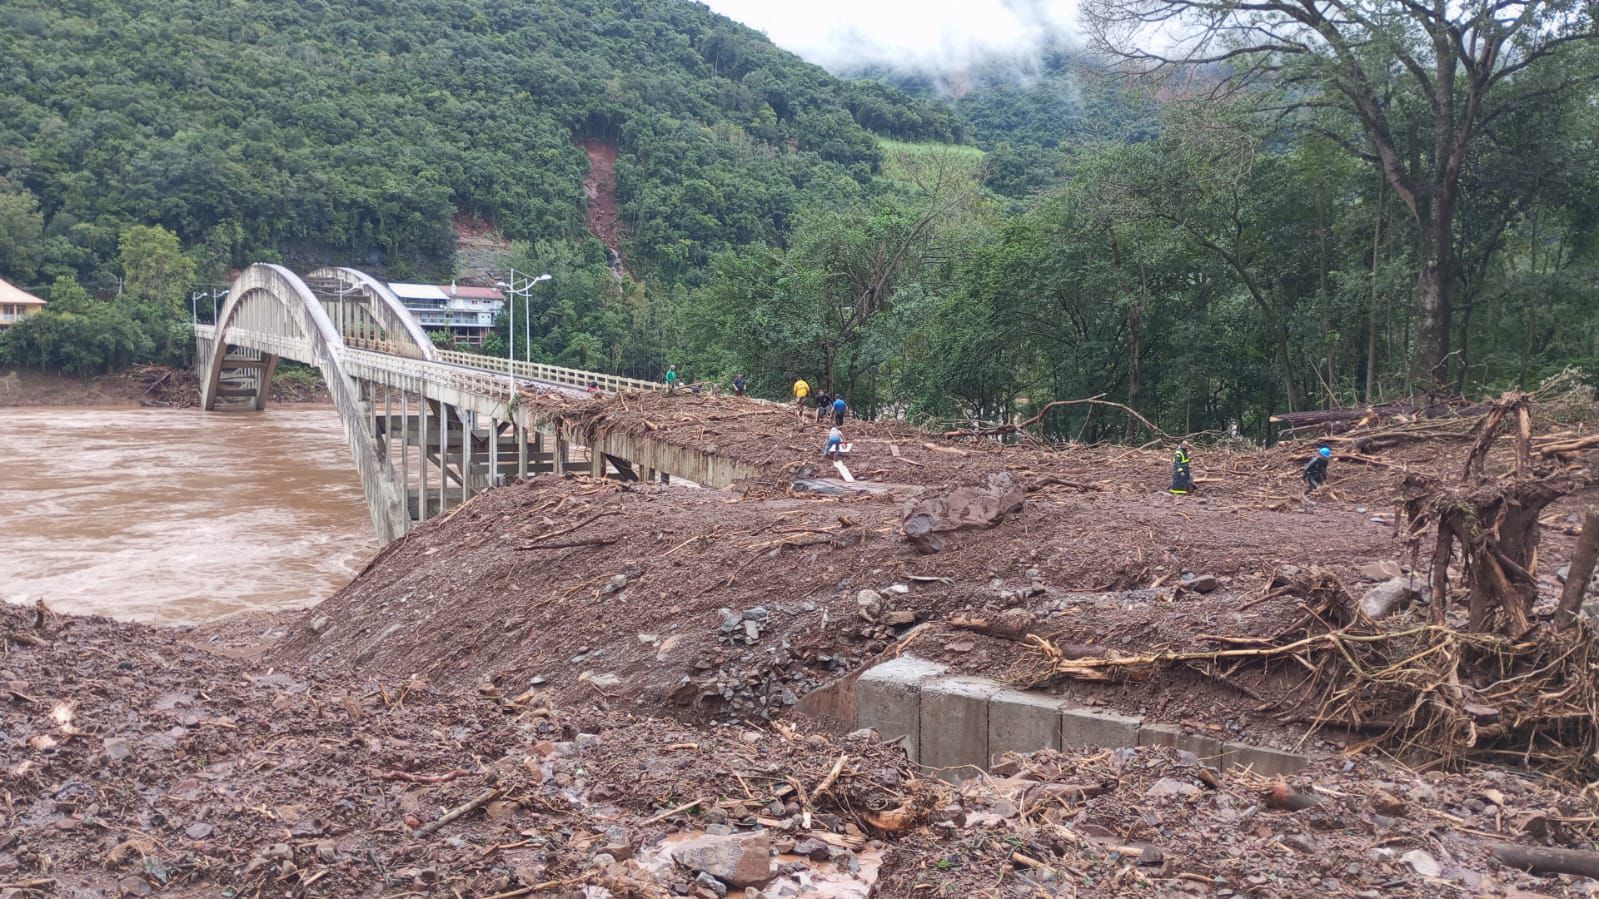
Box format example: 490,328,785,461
853,655,1313,782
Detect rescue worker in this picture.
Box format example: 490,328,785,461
1304,445,1332,493
824,426,844,460
832,395,847,427
1169,440,1194,495
792,378,811,424
664,365,678,393
815,389,832,423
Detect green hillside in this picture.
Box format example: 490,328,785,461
0,0,958,286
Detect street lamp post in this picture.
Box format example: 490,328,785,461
497,270,551,398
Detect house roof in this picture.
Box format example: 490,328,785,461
449,285,504,300
0,278,47,307
387,282,449,301
386,283,504,302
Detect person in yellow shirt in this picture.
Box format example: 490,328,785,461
792,378,811,425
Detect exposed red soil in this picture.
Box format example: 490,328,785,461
580,138,629,271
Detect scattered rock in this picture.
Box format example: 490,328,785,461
184,822,213,840
1400,849,1440,878
671,830,773,889
603,574,629,594
308,616,330,634
1183,574,1219,594
1148,778,1202,799
694,871,729,897
103,736,133,762
1356,560,1403,581
1359,578,1418,620
901,472,1026,554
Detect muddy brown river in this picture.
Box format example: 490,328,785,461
0,406,375,624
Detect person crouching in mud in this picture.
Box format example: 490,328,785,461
824,426,844,460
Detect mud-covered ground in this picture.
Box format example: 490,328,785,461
6,386,1599,896
6,601,1598,897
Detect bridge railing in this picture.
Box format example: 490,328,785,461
433,349,664,394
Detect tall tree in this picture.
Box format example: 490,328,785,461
1083,0,1598,384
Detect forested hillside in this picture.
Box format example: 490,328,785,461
845,42,1156,198
0,0,955,288
4,0,1596,440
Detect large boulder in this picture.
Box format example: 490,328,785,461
1359,578,1419,620
901,473,1026,554
670,830,772,888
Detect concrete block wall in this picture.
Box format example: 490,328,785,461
853,654,1312,781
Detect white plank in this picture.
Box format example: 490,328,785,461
833,460,854,482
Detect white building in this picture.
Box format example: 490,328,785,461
387,282,505,346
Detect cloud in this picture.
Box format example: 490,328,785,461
700,0,1079,73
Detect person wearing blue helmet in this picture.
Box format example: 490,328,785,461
1304,445,1332,493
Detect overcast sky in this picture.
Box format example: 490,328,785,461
698,0,1079,72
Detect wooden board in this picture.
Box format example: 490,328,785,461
833,461,855,482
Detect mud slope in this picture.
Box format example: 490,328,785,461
268,394,1410,736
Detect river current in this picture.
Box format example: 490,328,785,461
0,406,375,624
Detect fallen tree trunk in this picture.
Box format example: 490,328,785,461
1555,510,1599,629
1491,844,1599,880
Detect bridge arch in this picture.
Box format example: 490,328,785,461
306,267,437,360
201,264,410,543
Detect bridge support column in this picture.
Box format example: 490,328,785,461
490,417,499,488
462,409,473,505
419,398,430,521
401,392,412,524
517,424,529,479
254,353,279,411
438,403,448,515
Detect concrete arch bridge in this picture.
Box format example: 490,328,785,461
194,264,748,544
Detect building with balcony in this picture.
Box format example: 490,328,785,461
387,282,505,346
0,278,47,330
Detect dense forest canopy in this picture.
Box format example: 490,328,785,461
2,0,1596,443
0,0,955,288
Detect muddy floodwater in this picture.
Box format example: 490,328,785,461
0,406,375,624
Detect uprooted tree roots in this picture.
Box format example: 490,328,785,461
1011,570,1599,781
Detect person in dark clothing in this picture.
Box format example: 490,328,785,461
1304,445,1332,493
832,396,847,427
1169,441,1194,495
815,390,831,422
733,373,747,397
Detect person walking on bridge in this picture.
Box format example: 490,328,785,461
792,378,811,425
1304,445,1332,494
832,395,847,427
1169,441,1195,495
664,365,679,394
